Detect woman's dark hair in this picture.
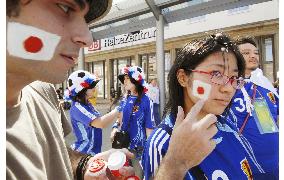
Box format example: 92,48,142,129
127,77,144,104
163,33,246,119
72,88,88,105
72,81,97,105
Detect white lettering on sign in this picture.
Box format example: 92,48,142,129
104,29,157,47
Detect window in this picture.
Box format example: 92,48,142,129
111,57,132,96
264,38,273,62
86,61,106,98
139,52,172,97
262,37,274,82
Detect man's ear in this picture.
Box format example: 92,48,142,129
176,69,189,87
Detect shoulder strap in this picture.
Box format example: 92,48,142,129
238,84,257,135
158,123,207,180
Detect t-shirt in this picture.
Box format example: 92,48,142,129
121,94,155,151
147,85,160,104
69,102,102,155
231,81,279,178
7,81,73,180
142,112,260,180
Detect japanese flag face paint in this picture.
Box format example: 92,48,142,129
7,22,61,61
192,80,211,100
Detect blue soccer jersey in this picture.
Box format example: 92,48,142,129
231,81,279,178
69,102,102,155
116,96,127,112
142,112,260,180
121,94,155,151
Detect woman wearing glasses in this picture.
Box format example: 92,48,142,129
142,33,263,179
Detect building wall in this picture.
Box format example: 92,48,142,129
84,20,278,100
59,0,279,100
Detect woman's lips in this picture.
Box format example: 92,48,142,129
213,99,230,106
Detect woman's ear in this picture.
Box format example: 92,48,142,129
176,69,189,87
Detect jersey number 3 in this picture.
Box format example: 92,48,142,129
234,98,245,113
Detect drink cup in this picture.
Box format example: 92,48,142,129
108,151,129,177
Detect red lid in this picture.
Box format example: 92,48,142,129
88,159,106,173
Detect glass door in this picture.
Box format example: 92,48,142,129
111,57,132,97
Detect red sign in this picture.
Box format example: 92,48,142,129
88,40,101,51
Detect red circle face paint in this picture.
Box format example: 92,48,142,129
197,86,205,94
23,36,43,53
193,80,211,100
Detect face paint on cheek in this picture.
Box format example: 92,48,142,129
192,80,212,100
24,36,43,53
7,22,61,61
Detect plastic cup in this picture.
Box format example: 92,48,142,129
108,151,129,177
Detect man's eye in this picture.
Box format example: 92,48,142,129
57,3,71,14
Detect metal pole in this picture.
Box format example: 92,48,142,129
77,48,85,70
156,14,165,117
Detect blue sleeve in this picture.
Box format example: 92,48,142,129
143,96,156,128
71,102,100,126
142,128,171,180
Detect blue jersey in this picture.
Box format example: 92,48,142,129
231,82,279,178
69,102,102,155
117,96,127,112
121,94,155,151
142,112,259,180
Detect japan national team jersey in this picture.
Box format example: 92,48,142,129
121,94,155,151
117,96,127,112
231,81,279,178
142,112,260,180
69,102,102,155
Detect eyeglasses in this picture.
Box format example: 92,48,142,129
188,69,245,89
